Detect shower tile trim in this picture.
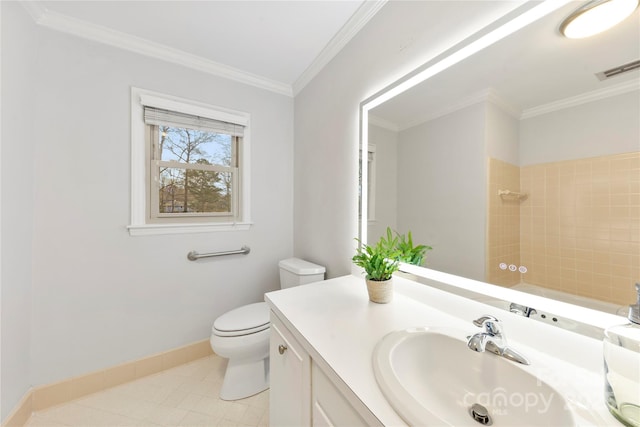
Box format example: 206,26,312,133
1,339,213,427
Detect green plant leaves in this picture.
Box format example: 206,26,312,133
352,227,432,279
396,230,432,266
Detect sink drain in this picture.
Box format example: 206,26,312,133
469,403,493,426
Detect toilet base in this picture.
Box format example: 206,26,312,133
219,356,270,400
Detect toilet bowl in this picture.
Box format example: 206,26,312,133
210,258,325,400
210,302,271,400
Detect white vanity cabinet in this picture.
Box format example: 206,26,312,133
266,275,616,427
269,312,311,426
269,310,378,427
311,362,371,426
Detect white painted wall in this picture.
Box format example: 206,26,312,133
1,3,36,420
367,124,398,243
0,0,531,417
397,104,487,281
520,90,640,165
294,1,521,277
2,12,294,396
365,100,519,282
486,102,520,165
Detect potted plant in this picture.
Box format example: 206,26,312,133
353,228,432,301
352,228,401,303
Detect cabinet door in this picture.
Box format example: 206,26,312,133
311,362,369,427
269,313,311,427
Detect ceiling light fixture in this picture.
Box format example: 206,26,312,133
560,0,639,38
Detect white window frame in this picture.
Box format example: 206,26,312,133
367,144,377,223
128,87,252,236
359,144,377,223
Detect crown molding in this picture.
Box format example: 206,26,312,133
20,1,293,97
521,79,640,119
372,78,638,131
396,88,520,131
486,89,522,119
368,114,399,132
20,0,46,23
292,0,388,96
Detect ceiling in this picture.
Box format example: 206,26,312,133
23,0,383,96
371,1,640,129
22,1,640,106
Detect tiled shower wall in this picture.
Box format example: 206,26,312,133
487,158,521,286
487,152,640,306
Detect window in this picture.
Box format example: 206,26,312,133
129,88,251,236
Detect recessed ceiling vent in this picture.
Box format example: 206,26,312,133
596,59,640,81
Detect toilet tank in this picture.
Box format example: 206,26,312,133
278,258,326,289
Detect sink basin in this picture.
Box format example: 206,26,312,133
373,327,575,426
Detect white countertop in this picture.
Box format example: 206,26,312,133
265,274,619,426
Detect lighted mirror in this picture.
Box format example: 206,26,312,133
359,1,640,321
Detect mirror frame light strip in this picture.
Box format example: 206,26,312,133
358,0,571,246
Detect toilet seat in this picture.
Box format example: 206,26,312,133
213,302,270,337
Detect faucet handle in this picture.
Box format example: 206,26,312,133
473,315,499,327
472,315,502,336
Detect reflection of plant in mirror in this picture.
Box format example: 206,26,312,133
395,230,432,266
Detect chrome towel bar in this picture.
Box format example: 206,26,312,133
187,246,250,261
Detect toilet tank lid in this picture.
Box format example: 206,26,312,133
279,258,326,275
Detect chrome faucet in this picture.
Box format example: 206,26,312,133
467,315,530,365
509,302,537,318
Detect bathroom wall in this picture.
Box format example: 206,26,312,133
3,10,295,394
398,104,487,281
520,90,640,165
293,1,522,277
486,101,520,165
519,91,640,305
367,124,398,243
1,3,37,420
482,91,640,305
486,150,640,306
487,158,521,286
367,99,520,282
520,151,640,306
485,102,521,286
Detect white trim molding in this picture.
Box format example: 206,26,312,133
397,87,521,131
127,222,252,236
21,0,387,98
521,79,640,119
293,0,388,96
369,79,639,131
21,1,291,96
367,114,399,132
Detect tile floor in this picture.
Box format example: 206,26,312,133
25,355,269,427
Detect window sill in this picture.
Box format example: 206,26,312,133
127,222,252,236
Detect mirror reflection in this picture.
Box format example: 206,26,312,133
364,2,639,314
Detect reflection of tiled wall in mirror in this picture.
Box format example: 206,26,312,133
519,152,639,306
487,152,640,306
487,158,521,287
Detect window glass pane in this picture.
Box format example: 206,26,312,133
159,126,232,167
158,167,231,214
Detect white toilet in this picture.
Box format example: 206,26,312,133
210,258,325,400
